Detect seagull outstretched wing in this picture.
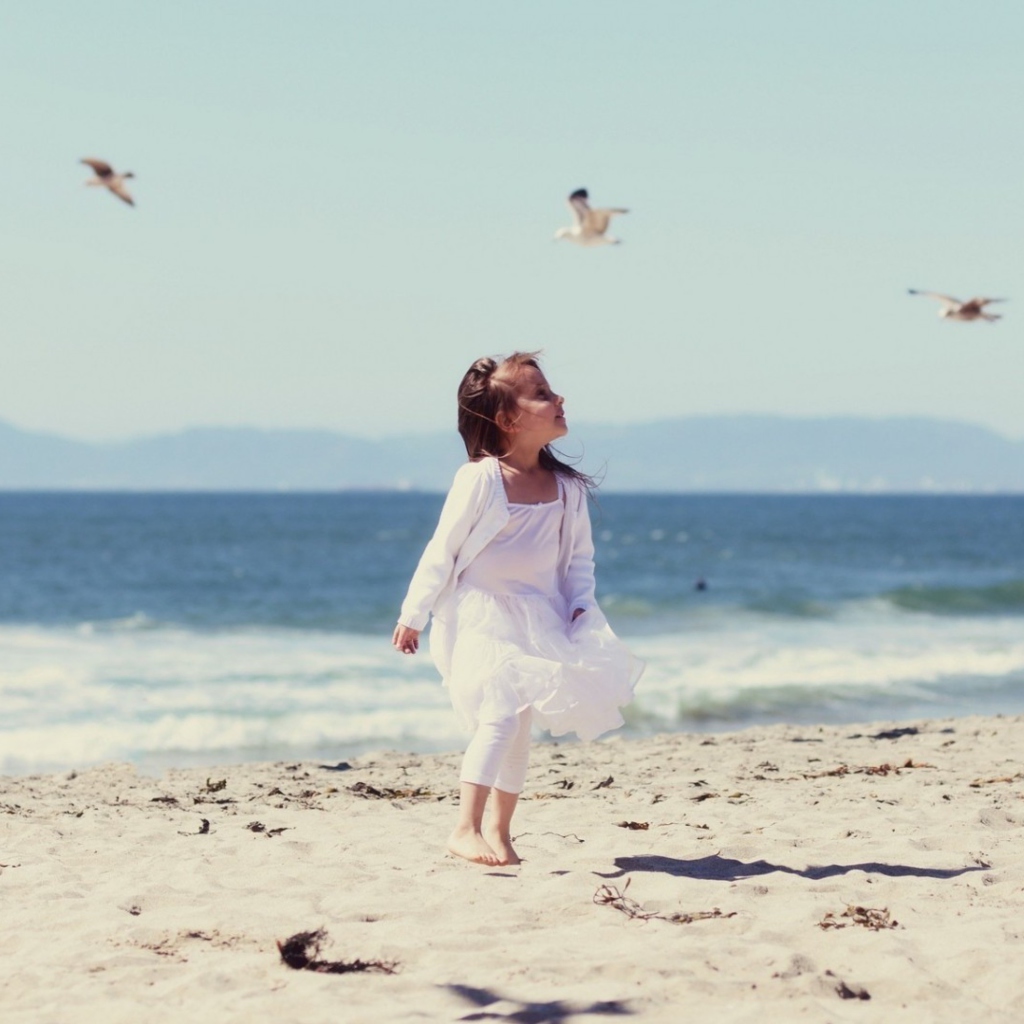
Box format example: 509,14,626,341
908,289,961,308
81,158,113,178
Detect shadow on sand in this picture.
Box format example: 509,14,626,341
594,853,987,882
444,983,633,1022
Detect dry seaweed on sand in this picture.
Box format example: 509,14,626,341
178,818,211,836
826,970,871,1000
246,820,290,837
593,881,734,925
347,781,435,800
615,820,650,830
970,772,1024,787
819,905,899,931
804,759,935,779
277,929,398,974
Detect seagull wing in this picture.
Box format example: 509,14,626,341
585,207,628,235
567,189,591,228
108,182,135,206
908,289,961,308
968,297,1006,308
81,158,113,178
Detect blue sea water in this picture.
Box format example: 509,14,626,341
2,492,1024,774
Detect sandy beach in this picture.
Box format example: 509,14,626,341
3,715,1024,1023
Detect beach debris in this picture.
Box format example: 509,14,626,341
246,820,290,837
803,759,934,779
869,726,920,741
825,970,871,1000
819,905,898,931
692,792,719,802
908,289,1005,322
178,818,211,836
616,820,650,830
554,188,628,246
593,881,735,925
276,928,398,975
347,781,435,800
319,761,353,772
80,158,135,206
514,831,584,844
553,779,575,790
592,776,614,790
204,778,227,793
150,795,179,805
970,772,1024,787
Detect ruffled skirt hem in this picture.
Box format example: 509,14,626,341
430,585,643,742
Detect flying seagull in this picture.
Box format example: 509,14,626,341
907,289,1005,322
554,188,628,246
80,158,135,207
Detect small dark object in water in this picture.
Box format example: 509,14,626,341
694,577,708,591
276,928,397,974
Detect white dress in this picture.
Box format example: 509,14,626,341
429,481,643,741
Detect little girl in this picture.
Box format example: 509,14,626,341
393,352,643,866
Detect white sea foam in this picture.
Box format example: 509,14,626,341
2,610,1024,773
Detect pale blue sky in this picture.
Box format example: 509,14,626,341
3,1,1023,441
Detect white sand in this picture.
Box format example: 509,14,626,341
3,715,1024,1022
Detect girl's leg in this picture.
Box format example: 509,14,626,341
448,782,500,865
487,709,532,865
451,715,521,865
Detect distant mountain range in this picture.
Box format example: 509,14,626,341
1,416,1023,492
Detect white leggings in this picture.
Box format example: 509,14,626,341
460,708,533,795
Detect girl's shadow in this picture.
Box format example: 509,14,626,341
594,853,986,881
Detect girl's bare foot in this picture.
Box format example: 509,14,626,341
485,828,521,866
447,826,501,866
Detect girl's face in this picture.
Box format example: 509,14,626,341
505,365,567,446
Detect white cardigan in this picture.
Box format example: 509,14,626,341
398,457,598,632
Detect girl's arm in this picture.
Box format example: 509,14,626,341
397,462,487,632
564,481,598,617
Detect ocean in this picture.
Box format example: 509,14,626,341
3,492,1024,775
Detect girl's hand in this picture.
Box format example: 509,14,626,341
392,623,420,654
571,608,585,621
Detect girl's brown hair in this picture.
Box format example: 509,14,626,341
456,351,594,488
